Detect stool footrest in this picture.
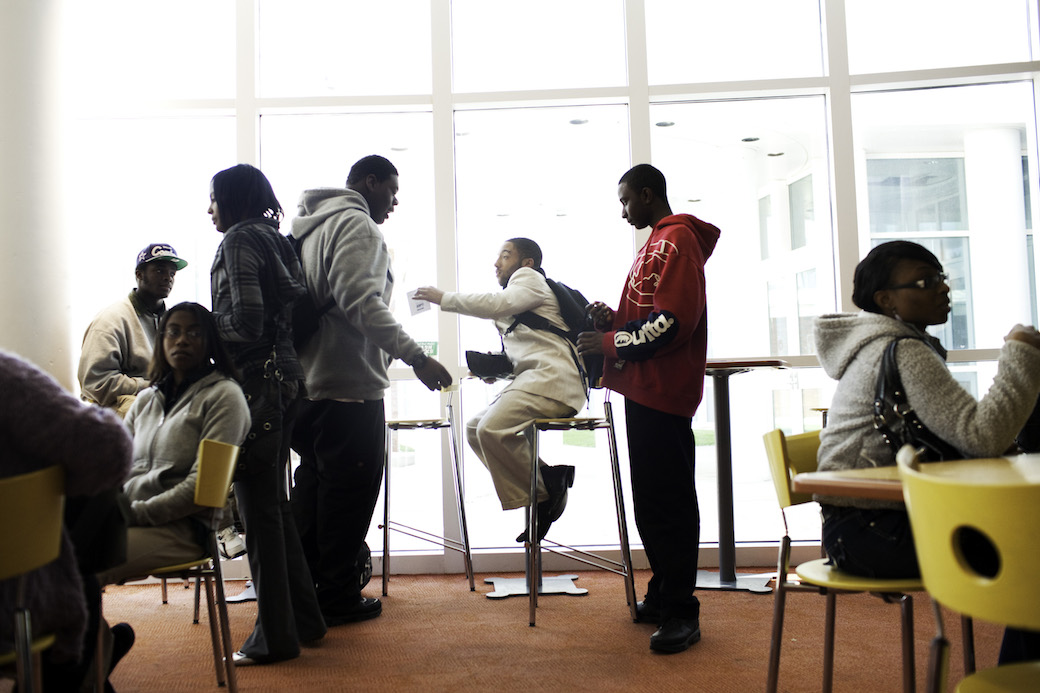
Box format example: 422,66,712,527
387,419,450,430
535,540,629,577
382,521,469,554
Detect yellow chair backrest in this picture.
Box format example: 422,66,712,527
194,439,240,509
0,466,65,581
763,429,821,510
898,449,1040,631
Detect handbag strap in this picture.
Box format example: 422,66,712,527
873,337,917,449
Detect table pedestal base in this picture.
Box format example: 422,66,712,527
695,569,773,593
484,575,588,599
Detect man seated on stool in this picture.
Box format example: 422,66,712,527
414,238,587,542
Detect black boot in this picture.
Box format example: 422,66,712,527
516,465,575,542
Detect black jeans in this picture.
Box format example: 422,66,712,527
236,376,326,660
290,399,385,618
625,398,701,621
820,505,920,579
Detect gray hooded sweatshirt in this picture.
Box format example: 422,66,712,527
814,311,1040,508
291,188,426,402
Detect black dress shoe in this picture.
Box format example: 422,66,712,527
323,597,382,627
650,617,701,654
516,465,576,543
109,623,135,673
635,600,663,624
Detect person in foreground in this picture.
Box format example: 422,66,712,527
577,163,719,654
208,163,327,664
0,349,133,692
814,240,1040,664
290,154,452,626
414,238,586,543
98,303,250,583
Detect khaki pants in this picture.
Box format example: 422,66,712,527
466,388,574,510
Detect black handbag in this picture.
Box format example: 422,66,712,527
873,337,964,462
465,350,513,380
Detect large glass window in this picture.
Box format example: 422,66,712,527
451,0,626,93
65,0,235,104
649,96,836,360
853,82,1037,350
645,0,824,84
846,0,1035,75
258,0,432,97
68,117,237,341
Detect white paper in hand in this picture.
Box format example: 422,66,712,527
407,290,431,316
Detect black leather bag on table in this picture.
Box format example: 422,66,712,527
873,336,965,462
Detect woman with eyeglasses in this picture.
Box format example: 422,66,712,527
813,240,1040,580
99,302,250,584
208,163,326,666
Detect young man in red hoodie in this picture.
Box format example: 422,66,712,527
578,163,720,654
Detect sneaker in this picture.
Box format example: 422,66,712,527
226,580,257,603
218,527,247,559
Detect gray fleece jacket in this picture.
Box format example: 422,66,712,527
123,370,250,526
291,188,426,401
814,312,1040,509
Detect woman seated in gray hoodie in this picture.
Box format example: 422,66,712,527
99,302,250,584
813,240,1040,580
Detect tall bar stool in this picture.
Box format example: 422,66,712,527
381,385,474,595
521,397,637,626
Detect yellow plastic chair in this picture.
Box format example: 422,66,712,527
763,429,922,693
0,465,65,693
103,439,241,692
898,445,1040,693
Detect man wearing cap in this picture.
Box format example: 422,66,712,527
77,243,187,417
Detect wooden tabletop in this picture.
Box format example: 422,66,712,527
706,358,788,372
792,466,903,501
792,454,1040,502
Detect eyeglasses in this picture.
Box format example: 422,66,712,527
161,327,204,341
887,272,949,291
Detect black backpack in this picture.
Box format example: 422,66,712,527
285,234,335,351
507,276,604,392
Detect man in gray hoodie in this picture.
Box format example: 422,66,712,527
289,154,452,626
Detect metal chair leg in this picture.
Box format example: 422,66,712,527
446,400,474,590
603,401,636,618
766,539,790,693
823,591,836,693
382,425,392,597
528,426,540,626
899,594,916,693
961,615,975,674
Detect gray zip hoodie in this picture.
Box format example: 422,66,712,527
814,312,1040,508
291,188,426,401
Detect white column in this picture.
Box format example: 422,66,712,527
0,0,73,386
964,128,1032,345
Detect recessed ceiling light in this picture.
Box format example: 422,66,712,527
741,137,759,142
767,152,785,157
687,199,702,203
655,121,675,127
569,119,588,125
390,147,408,152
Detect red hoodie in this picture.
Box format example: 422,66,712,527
599,213,720,417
